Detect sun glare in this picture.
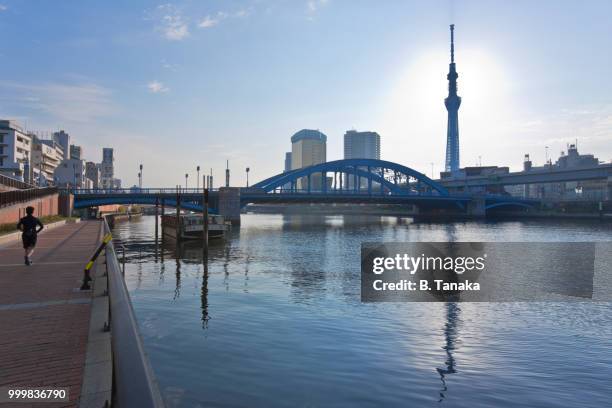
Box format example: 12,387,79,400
379,49,516,171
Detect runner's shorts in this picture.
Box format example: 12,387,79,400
22,233,37,249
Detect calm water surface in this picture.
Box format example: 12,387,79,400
112,214,612,408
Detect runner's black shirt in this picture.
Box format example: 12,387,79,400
17,215,43,236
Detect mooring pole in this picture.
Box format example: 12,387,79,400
176,185,181,241
155,197,159,240
203,183,209,255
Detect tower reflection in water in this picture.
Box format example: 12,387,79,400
437,302,461,403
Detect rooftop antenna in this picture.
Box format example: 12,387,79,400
225,159,230,187
450,24,455,64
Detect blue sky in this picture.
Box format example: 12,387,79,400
1,0,611,187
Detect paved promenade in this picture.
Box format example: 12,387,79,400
0,221,102,408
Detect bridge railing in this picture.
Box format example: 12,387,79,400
69,188,219,195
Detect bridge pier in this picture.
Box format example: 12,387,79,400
219,187,241,225
466,197,486,217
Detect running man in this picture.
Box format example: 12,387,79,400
17,206,44,266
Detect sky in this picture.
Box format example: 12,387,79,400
0,0,611,187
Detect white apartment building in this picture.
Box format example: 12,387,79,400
31,136,65,186
0,120,33,181
53,158,92,189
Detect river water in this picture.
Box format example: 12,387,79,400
112,214,611,408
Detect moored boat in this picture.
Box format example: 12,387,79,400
162,213,227,240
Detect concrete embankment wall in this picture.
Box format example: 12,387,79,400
0,193,64,224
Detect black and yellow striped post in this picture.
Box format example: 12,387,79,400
81,233,113,290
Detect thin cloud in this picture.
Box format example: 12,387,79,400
0,5,7,12
198,15,219,28
0,80,114,123
197,9,251,29
307,0,328,13
147,80,169,93
152,4,189,40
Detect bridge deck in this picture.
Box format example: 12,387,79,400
0,221,103,407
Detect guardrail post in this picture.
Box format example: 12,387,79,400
81,233,113,290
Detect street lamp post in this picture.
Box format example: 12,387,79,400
185,173,189,189
246,167,250,187
139,164,143,189
197,166,201,190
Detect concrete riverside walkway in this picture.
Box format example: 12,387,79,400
0,220,103,407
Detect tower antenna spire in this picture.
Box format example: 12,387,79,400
450,24,455,63
444,24,461,173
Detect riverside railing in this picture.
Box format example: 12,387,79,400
0,186,58,208
70,187,220,195
101,216,166,407
0,173,34,190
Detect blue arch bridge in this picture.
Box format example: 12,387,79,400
72,159,539,220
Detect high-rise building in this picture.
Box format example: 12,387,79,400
343,130,381,189
291,129,327,191
52,130,70,160
284,152,292,172
343,130,380,160
69,144,83,160
444,24,461,173
0,120,32,181
100,148,114,189
85,161,101,189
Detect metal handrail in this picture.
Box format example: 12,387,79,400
69,188,220,195
102,217,165,408
0,186,58,208
0,173,35,190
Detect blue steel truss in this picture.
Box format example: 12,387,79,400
252,159,449,196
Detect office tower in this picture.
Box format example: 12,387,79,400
100,148,114,189
291,129,327,191
69,144,83,160
52,130,70,160
343,130,380,160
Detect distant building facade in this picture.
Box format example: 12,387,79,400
517,144,607,200
85,161,101,189
100,148,114,189
284,152,292,172
291,129,327,190
0,120,32,181
53,158,92,189
52,130,70,160
343,130,381,189
343,130,380,160
69,144,83,160
31,136,64,186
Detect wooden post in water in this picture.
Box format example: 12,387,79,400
155,197,159,240
176,185,181,241
203,179,209,254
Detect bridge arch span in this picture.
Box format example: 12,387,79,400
485,201,535,211
252,159,449,196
